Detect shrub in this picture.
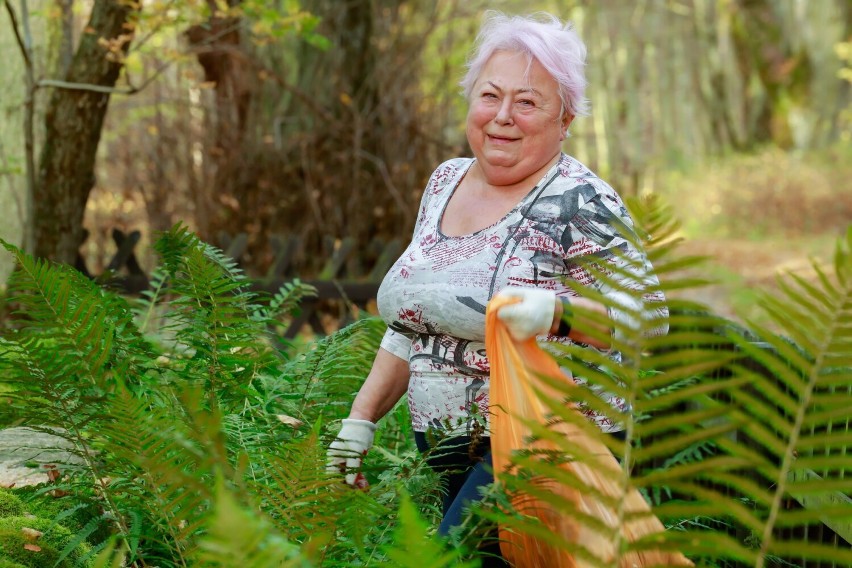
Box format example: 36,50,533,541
659,143,852,239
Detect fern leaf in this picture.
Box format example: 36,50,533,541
381,490,479,568
192,479,307,568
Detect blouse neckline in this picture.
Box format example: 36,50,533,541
436,156,562,240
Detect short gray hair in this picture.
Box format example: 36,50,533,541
459,11,590,118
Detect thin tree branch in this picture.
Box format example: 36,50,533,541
37,78,138,94
357,149,407,213
38,59,173,95
18,0,33,63
4,0,31,68
125,0,179,53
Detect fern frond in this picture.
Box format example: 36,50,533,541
380,491,479,568
1,241,152,391
131,264,170,335
192,480,306,568
478,194,851,566
251,426,391,563
144,226,286,409
90,382,228,565
251,278,318,324
270,317,387,426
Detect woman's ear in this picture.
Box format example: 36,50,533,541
561,113,575,139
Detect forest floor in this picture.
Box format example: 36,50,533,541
0,234,839,488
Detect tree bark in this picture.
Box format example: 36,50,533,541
34,0,138,264
185,2,255,241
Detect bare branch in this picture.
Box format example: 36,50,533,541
37,78,137,95
18,0,33,64
357,150,407,213
4,0,32,68
38,59,173,95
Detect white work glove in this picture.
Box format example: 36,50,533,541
495,288,557,341
327,418,377,488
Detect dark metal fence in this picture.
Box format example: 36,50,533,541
76,228,402,339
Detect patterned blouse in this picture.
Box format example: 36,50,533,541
376,153,667,436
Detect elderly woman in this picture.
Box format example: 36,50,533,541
328,10,666,562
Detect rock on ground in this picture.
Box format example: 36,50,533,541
0,428,83,488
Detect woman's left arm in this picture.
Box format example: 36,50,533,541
559,192,669,348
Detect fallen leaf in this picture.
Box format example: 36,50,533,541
21,527,43,540
275,414,304,428
24,543,41,552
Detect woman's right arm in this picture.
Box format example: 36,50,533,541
346,162,466,423
348,347,410,423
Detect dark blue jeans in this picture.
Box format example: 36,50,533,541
414,432,508,566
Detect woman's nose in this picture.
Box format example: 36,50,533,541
494,99,513,125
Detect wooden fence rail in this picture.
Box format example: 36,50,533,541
76,228,402,339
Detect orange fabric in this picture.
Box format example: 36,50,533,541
486,297,692,567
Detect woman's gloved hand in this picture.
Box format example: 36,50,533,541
495,288,557,341
326,418,377,488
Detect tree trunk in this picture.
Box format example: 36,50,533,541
33,0,138,264
185,2,255,243
729,0,811,149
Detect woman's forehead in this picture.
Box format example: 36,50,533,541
476,51,558,94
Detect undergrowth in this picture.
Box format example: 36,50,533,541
0,224,462,567
0,206,848,567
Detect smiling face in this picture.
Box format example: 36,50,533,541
466,50,573,187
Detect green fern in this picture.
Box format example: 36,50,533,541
3,214,847,567
0,226,449,567
379,490,479,568
473,199,852,566
193,480,308,567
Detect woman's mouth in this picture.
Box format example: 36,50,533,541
487,134,518,144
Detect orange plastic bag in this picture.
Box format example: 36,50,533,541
486,297,692,567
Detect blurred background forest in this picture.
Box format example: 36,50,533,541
1,0,851,326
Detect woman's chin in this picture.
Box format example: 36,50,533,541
479,150,520,169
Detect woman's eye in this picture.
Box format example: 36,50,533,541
517,99,534,107
482,92,498,99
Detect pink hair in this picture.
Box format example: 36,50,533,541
460,11,590,118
